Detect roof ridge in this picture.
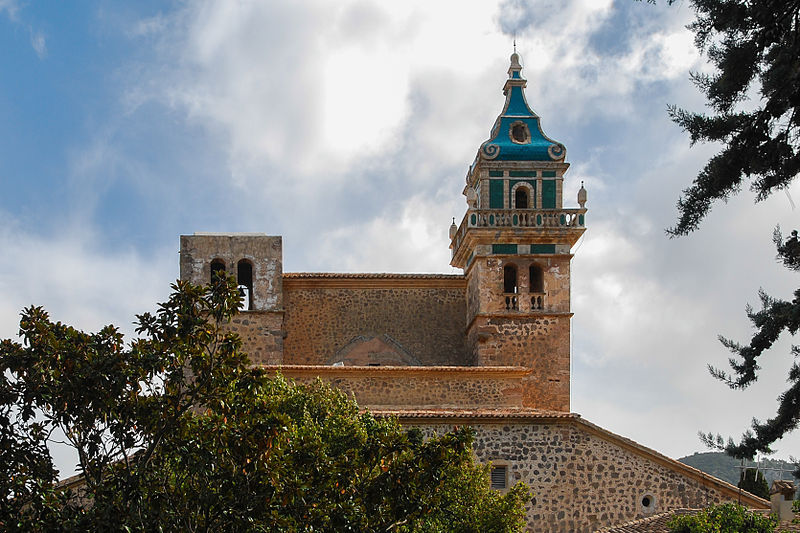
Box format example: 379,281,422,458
283,272,464,279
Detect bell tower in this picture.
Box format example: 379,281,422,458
450,52,587,412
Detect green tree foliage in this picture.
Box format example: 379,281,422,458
739,468,770,500
668,503,776,533
0,279,529,532
639,0,800,460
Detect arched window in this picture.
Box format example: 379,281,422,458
529,264,544,293
529,264,545,310
210,259,226,285
515,187,529,209
503,264,518,293
237,259,254,311
503,264,518,310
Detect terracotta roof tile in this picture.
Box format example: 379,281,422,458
595,508,800,532
283,272,464,279
594,509,697,532
262,364,529,375
772,480,796,495
369,408,577,420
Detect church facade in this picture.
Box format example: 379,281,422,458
179,54,766,532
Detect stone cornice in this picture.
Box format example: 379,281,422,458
462,254,574,278
261,365,531,379
237,310,285,316
283,273,466,290
465,311,573,334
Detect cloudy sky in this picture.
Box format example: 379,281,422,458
2,0,799,476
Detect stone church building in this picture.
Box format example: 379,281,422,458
179,53,767,531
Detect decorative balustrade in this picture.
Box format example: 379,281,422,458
469,208,584,229
503,292,547,312
504,293,518,311
451,208,586,252
530,292,545,310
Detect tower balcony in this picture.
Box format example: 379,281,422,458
450,207,587,267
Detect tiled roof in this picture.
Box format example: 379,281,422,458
283,272,464,279
595,509,800,533
264,365,530,376
370,408,576,420
772,480,796,495
594,509,697,532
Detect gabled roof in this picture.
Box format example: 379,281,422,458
375,409,770,510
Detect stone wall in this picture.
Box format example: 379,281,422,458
467,315,570,411
227,311,284,365
408,416,766,533
282,275,467,366
272,366,528,409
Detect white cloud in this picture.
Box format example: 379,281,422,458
313,192,460,273
28,27,46,58
571,171,800,458
0,0,18,19
0,214,174,342
0,0,46,59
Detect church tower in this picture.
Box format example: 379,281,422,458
450,52,587,412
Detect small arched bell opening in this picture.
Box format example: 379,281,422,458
515,187,529,209
503,264,519,310
210,259,226,286
529,264,545,310
237,259,254,311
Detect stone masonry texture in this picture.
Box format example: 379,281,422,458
273,367,527,410
283,281,467,366
226,312,284,366
413,419,754,533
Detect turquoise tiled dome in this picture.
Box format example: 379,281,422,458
479,53,565,162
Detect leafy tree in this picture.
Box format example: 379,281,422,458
640,0,800,459
667,503,776,533
0,278,529,532
739,468,770,500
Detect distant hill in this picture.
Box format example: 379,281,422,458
678,452,796,488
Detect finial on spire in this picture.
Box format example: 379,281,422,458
508,45,522,80
513,37,516,54
578,181,587,208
